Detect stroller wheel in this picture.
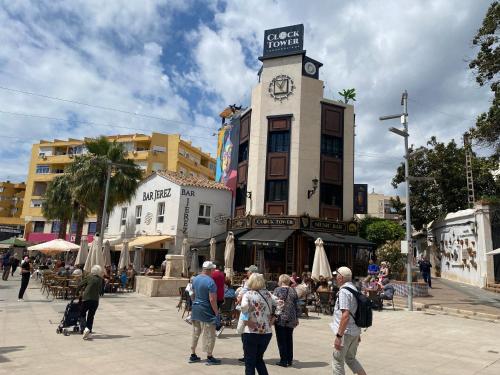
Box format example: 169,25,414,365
56,327,62,334
63,328,69,336
73,326,79,332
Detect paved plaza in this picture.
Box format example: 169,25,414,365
1,275,500,375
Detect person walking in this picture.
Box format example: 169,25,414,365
332,267,366,375
10,255,20,277
78,265,103,340
211,263,226,336
241,273,276,375
17,257,31,301
273,274,300,367
189,261,221,365
419,257,432,288
2,252,11,280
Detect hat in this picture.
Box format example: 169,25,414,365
149,265,154,269
336,266,352,279
202,261,216,269
245,265,258,273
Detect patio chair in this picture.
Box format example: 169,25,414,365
219,297,235,327
316,291,333,315
176,287,186,311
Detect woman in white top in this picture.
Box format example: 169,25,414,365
241,273,275,375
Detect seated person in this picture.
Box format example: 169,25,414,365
72,265,83,276
367,259,380,276
119,268,128,289
379,261,390,280
375,278,395,309
57,263,70,276
316,280,330,293
145,265,155,276
126,265,136,288
224,277,236,299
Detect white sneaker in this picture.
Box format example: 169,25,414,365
216,326,224,337
82,328,91,340
17,299,23,302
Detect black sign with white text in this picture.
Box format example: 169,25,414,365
262,24,304,59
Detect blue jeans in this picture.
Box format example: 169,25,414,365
242,333,272,375
422,272,432,287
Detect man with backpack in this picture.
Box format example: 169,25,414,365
331,267,367,375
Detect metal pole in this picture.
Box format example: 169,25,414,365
402,90,413,311
99,162,112,251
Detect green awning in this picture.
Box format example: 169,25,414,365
193,229,249,248
303,231,374,247
0,237,29,248
238,229,294,244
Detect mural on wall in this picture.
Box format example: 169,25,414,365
215,116,240,196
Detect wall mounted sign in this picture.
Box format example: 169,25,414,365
144,212,153,225
143,188,171,202
269,75,296,102
181,189,195,197
262,24,304,59
182,198,190,234
353,184,368,214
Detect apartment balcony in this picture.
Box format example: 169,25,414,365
127,150,150,161
33,172,65,182
178,154,214,177
37,153,77,164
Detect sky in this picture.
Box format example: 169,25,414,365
0,0,493,195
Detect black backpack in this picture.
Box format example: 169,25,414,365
343,287,373,328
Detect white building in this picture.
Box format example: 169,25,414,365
106,171,231,264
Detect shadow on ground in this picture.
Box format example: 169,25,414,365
0,346,26,363
90,334,131,340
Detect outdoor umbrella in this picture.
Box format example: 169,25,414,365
311,238,332,280
74,236,89,265
132,246,143,274
0,237,29,249
209,237,216,262
118,240,131,270
27,239,80,255
190,248,199,275
103,240,112,267
224,231,235,279
84,236,105,273
180,238,189,277
486,248,500,255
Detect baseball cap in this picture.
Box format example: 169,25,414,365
336,266,352,279
245,265,258,273
202,261,216,269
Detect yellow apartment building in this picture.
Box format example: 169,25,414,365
0,181,25,240
21,132,216,243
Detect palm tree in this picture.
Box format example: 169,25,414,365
67,136,142,235
338,88,357,104
42,175,73,239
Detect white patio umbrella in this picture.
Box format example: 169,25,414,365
118,240,131,270
209,237,216,262
84,235,105,273
28,238,80,255
103,240,112,267
74,236,89,265
180,238,189,277
486,248,500,255
190,248,199,275
224,231,235,279
133,246,143,273
311,238,332,280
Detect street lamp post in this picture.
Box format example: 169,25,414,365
380,90,413,311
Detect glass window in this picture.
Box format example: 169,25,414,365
266,180,288,202
321,135,343,158
238,142,249,163
320,183,342,207
197,204,211,225
88,222,97,234
157,202,165,223
70,221,77,233
33,221,45,233
51,221,60,233
120,207,127,226
268,131,290,153
36,165,50,174
235,186,247,207
135,205,142,225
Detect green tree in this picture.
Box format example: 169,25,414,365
376,241,406,275
338,88,356,104
389,196,405,216
41,175,73,239
67,136,142,235
392,136,500,229
469,1,499,156
365,220,405,247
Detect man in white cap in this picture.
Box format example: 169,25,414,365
331,266,366,375
189,261,221,365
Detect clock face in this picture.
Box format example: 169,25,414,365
304,61,317,75
268,75,295,102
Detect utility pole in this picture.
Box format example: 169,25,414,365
380,90,413,311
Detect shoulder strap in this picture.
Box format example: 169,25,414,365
257,290,272,312
341,287,359,321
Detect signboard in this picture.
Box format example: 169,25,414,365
401,240,408,254
254,217,298,228
262,24,304,59
215,116,241,197
353,184,368,214
310,219,346,233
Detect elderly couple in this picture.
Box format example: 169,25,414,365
188,262,300,374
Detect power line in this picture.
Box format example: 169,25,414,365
0,85,216,130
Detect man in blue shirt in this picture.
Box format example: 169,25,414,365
189,261,221,365
367,259,379,276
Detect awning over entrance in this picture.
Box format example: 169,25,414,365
239,229,295,244
303,231,374,247
114,235,173,251
193,229,249,248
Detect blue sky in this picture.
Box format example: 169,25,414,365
0,0,493,195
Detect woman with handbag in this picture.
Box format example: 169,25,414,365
240,273,276,375
273,274,300,367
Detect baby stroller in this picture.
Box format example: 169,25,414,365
56,298,83,336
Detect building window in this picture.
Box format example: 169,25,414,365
235,186,247,207
266,180,288,202
33,221,45,233
70,221,77,233
320,183,342,206
88,222,97,234
238,142,249,163
36,165,50,174
51,221,61,233
321,135,343,158
197,204,211,225
157,202,165,223
120,207,127,226
135,205,142,225
268,132,290,153
31,199,43,208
